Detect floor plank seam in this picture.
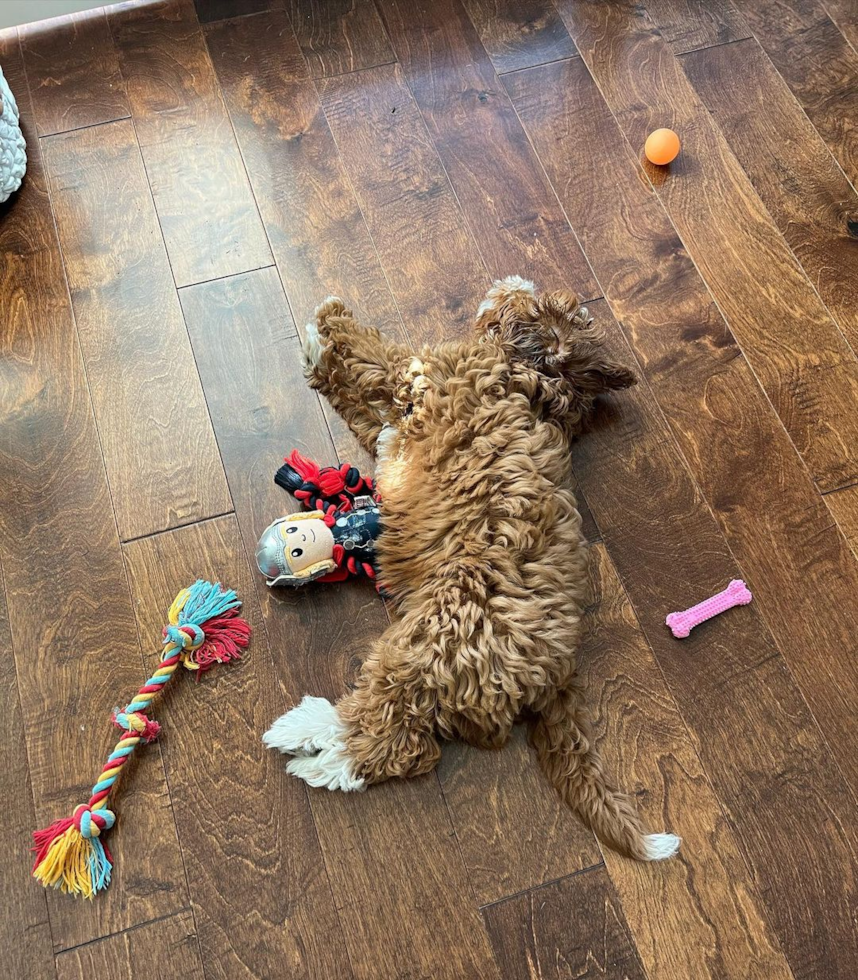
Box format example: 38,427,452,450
478,860,606,912
175,263,279,292
53,907,194,958
37,114,133,141
120,510,237,545
311,60,399,82
821,480,858,496
674,34,755,58
496,52,581,77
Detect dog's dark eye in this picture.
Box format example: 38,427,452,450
286,526,297,534
291,547,303,558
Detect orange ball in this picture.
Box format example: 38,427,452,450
644,128,681,166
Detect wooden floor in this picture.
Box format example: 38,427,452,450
2,0,857,977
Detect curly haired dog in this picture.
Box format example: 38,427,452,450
264,277,680,861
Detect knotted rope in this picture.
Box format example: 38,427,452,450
32,580,251,898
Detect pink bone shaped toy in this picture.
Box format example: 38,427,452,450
665,579,753,638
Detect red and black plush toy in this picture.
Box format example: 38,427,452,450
255,450,383,588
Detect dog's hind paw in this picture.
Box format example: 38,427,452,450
263,696,345,756
643,833,681,861
286,746,365,792
264,696,366,792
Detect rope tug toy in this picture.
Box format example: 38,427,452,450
32,580,251,899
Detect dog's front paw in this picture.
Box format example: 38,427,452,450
303,296,345,371
263,696,365,792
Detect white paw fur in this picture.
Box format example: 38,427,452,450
263,696,365,792
303,320,324,369
477,275,536,318
643,833,681,861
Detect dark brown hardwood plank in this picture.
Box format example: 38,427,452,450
288,0,395,78
55,910,203,980
506,55,858,980
823,0,858,50
378,0,598,299
204,7,403,468
460,0,578,75
556,0,858,495
19,9,129,137
826,485,858,562
0,562,55,980
732,0,858,186
123,515,351,980
642,0,751,54
317,64,489,344
194,0,281,23
583,534,793,980
0,36,187,951
484,866,646,980
438,725,601,908
110,0,272,287
180,268,499,980
683,37,858,353
43,118,232,541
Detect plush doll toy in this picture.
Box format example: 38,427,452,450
255,450,383,588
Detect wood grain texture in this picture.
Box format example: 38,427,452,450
0,563,55,980
194,0,281,23
642,0,751,54
204,7,403,468
683,37,858,353
823,0,858,50
826,485,858,561
483,866,646,980
317,63,489,344
556,0,858,494
524,21,858,818
507,58,858,980
123,515,351,980
438,725,602,907
43,119,232,541
180,268,499,980
19,9,129,137
733,0,858,186
0,38,187,951
378,0,598,299
110,0,272,287
583,535,793,980
55,910,203,980
460,0,577,75
288,0,395,78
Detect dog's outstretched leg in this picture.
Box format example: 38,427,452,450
304,297,413,455
530,680,681,861
263,621,441,790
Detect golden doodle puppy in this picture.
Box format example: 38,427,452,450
264,277,680,861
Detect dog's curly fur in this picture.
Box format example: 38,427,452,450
264,277,680,861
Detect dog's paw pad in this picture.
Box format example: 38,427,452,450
643,833,681,861
262,696,344,756
286,745,365,792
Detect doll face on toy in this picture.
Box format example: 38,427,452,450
255,512,336,587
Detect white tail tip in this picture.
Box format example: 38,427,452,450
643,833,681,861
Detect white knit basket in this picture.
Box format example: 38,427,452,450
0,64,27,204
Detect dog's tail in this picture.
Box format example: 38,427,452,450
529,683,680,861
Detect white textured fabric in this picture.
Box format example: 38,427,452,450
0,64,26,204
